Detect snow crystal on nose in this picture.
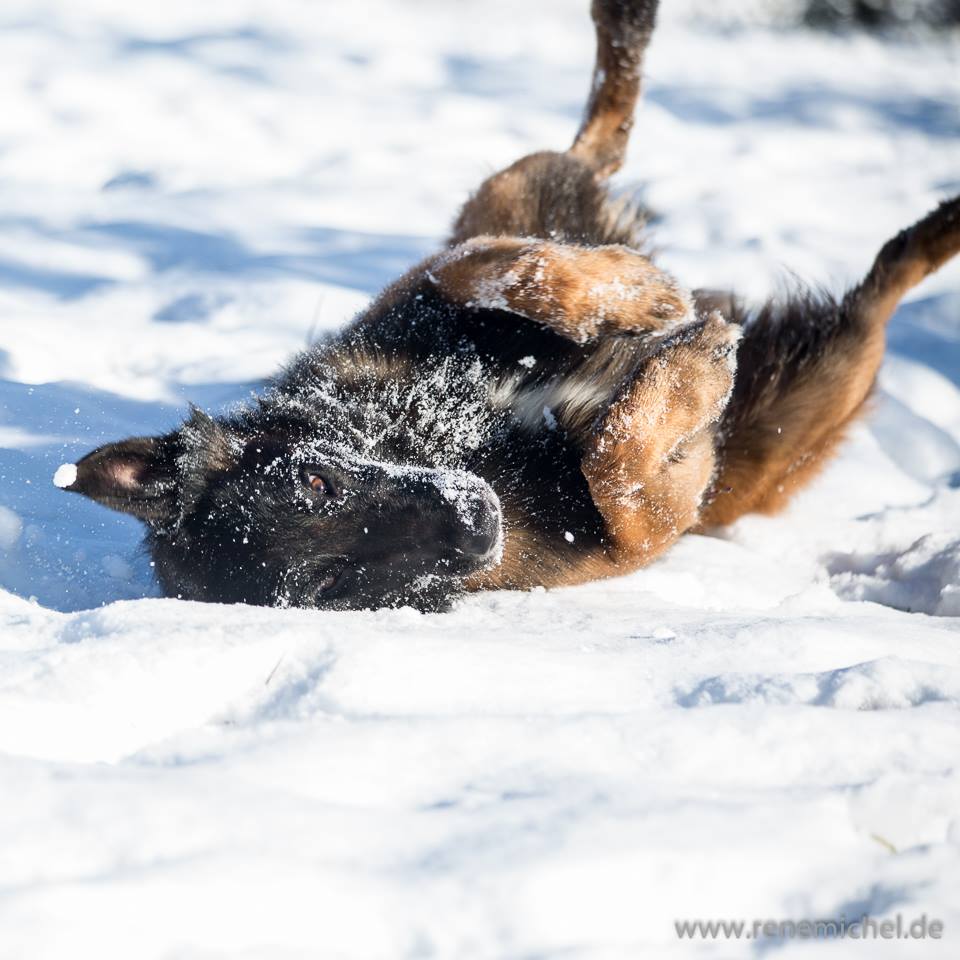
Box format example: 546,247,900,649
53,463,78,488
432,468,501,532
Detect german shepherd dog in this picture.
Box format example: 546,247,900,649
60,0,960,612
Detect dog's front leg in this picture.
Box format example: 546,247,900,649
426,236,693,343
581,314,740,569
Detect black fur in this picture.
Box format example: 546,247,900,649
68,285,617,610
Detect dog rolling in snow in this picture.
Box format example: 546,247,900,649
59,0,960,612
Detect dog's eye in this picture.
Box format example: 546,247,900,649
304,471,333,497
304,471,336,496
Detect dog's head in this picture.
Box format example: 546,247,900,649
59,404,503,612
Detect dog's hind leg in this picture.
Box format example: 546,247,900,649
569,0,659,178
449,0,659,246
579,314,740,567
700,195,960,528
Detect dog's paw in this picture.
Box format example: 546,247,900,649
588,313,739,468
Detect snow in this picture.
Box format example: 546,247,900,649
0,0,959,956
0,505,22,550
52,462,77,488
829,532,960,617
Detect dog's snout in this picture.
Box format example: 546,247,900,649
344,466,504,583
454,485,502,561
402,468,502,573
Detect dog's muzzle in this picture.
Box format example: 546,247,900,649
425,469,503,574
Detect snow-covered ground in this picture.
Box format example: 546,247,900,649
1,1,959,956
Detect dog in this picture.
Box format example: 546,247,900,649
59,0,960,612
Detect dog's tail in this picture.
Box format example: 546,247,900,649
846,194,960,334
569,0,659,178
701,194,960,528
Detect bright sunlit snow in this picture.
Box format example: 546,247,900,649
0,0,958,957
52,462,78,489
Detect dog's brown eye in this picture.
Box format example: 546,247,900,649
305,472,333,495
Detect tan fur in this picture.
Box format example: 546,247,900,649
466,522,613,591
857,196,960,329
570,0,655,177
471,317,740,588
449,152,614,246
699,358,877,527
427,236,691,343
582,315,738,566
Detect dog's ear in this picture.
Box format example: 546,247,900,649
59,434,179,524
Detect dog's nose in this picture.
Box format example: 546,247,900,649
454,485,502,560
387,467,503,574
